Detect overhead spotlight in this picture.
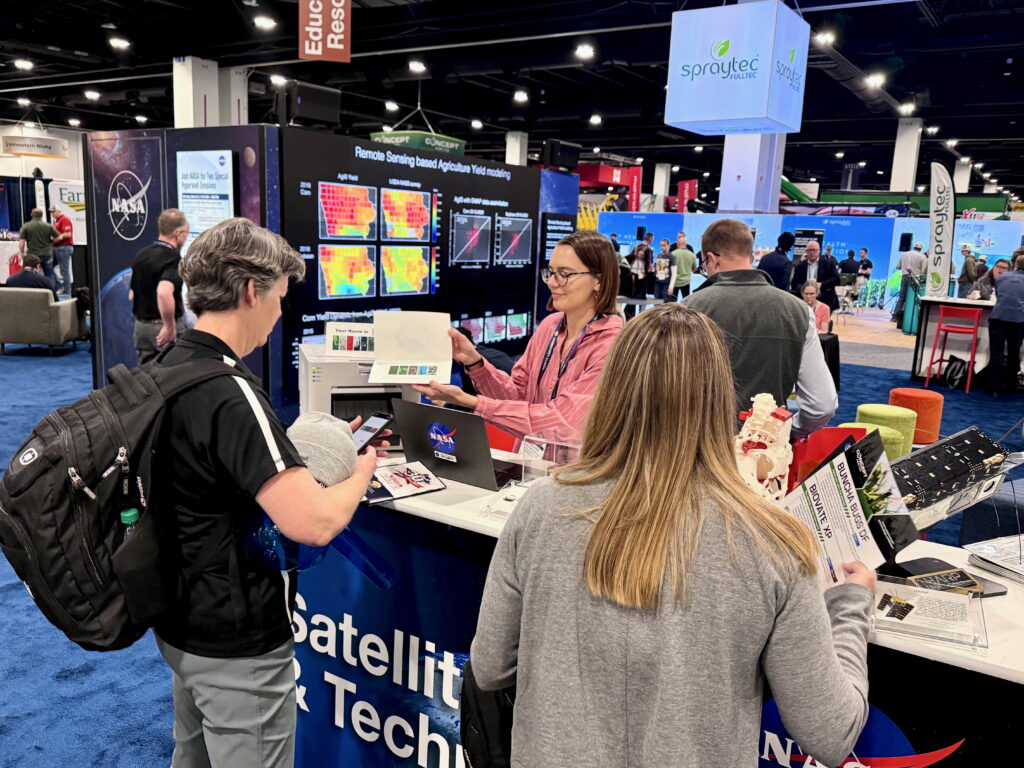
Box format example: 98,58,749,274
834,151,845,159
1005,72,1012,77
13,59,33,70
593,146,601,153
960,156,972,164
589,113,602,126
694,145,704,153
470,119,483,130
925,125,940,135
16,97,30,107
809,177,817,182
385,100,399,112
253,15,277,30
700,193,708,198
876,170,884,175
607,186,614,192
974,162,984,169
992,178,999,183
382,125,394,132
68,118,81,127
864,73,885,89
715,186,720,191
270,74,288,87
916,185,926,192
84,89,101,101
108,36,131,50
814,31,836,46
898,103,915,115
101,22,117,29
945,138,958,148
135,115,148,124
702,171,710,178
857,161,867,168
574,43,595,60
671,165,680,172
409,60,427,74
636,157,644,164
24,121,36,128
513,89,529,104
983,172,992,179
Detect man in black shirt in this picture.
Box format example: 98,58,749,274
129,208,189,364
758,232,796,291
839,250,860,275
157,217,386,767
5,254,58,299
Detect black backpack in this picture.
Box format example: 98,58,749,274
0,360,240,651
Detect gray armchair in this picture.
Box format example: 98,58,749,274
0,288,79,354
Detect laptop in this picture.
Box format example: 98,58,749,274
391,399,523,491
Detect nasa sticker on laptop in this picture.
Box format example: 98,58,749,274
428,422,458,463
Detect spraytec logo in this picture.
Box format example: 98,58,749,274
775,47,803,93
680,38,760,82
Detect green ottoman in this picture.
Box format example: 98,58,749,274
854,403,918,458
839,422,905,460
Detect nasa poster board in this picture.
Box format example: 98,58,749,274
175,149,237,254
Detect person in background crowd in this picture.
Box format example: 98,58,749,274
653,238,677,302
470,304,874,768
792,241,840,313
823,244,838,270
854,247,873,301
609,234,619,254
49,204,74,298
968,258,1010,301
1012,246,1024,270
977,254,989,280
17,208,60,286
985,257,1024,397
4,253,58,299
622,233,654,318
683,218,837,436
157,217,389,768
839,250,860,276
413,230,623,444
957,246,977,299
129,209,190,364
759,232,796,291
891,242,927,324
801,280,831,333
670,231,696,299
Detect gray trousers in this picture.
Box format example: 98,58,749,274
134,318,186,365
156,636,296,768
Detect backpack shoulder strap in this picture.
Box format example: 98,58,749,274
149,359,245,400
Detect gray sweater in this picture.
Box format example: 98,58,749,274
470,477,872,768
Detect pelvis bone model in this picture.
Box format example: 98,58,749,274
735,393,794,503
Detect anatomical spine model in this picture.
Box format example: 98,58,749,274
735,394,794,502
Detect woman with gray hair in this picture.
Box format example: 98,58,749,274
156,217,388,768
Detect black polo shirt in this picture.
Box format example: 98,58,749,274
154,329,304,658
130,241,184,321
6,269,57,299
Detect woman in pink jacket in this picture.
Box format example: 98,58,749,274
413,230,623,443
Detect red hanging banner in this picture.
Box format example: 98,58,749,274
299,0,352,63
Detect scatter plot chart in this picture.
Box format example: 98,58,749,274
381,189,432,240
449,213,492,265
381,246,432,296
495,217,533,265
318,183,378,240
319,245,377,299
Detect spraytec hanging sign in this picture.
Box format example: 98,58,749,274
664,0,810,135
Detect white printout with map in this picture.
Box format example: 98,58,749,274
368,311,452,384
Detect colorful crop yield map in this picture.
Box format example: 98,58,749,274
381,246,432,296
318,182,378,240
381,189,432,240
319,245,377,299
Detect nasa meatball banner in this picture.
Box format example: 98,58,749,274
927,162,955,298
84,131,167,380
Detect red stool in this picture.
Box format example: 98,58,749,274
924,305,983,393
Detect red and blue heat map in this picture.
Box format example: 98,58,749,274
319,183,377,239
381,189,431,240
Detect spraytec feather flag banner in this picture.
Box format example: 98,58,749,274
927,162,955,297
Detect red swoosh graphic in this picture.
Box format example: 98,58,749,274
764,739,964,768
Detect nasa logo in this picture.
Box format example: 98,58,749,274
19,448,38,466
218,154,226,167
107,170,152,241
427,422,456,454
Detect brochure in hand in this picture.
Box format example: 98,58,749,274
365,461,446,505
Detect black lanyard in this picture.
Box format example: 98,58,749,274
538,314,600,400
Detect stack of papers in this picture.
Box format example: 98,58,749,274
964,535,1024,584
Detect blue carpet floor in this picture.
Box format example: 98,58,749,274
0,350,1021,767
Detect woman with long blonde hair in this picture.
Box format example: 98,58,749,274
470,303,874,767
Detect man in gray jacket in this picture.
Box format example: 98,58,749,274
683,217,836,435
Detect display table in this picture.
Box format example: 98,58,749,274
292,464,1021,766
911,295,998,380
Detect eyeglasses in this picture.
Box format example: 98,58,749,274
542,268,592,286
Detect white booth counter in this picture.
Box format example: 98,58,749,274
911,295,1011,380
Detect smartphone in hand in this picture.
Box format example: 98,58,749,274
353,412,393,452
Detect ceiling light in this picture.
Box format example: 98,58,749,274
694,146,704,153
108,37,131,50
857,161,867,168
876,170,884,175
636,157,644,164
24,121,36,128
270,74,288,87
974,162,984,169
926,126,940,135
917,185,925,192
607,186,614,192
898,103,915,115
715,186,720,191
513,89,529,103
960,156,972,164
575,43,595,60
834,151,845,159
68,118,81,127
253,15,277,30
135,115,148,124
13,59,33,71
470,119,483,130
700,193,708,198
409,60,427,74
703,171,710,178
385,100,399,112
1005,72,1013,77
865,73,885,89
814,31,836,46
992,178,999,183
983,172,991,178
383,125,393,132
589,113,602,126
101,22,117,29
593,147,601,153
945,139,958,148
672,165,680,172
16,97,30,107
84,89,100,101
809,177,817,182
